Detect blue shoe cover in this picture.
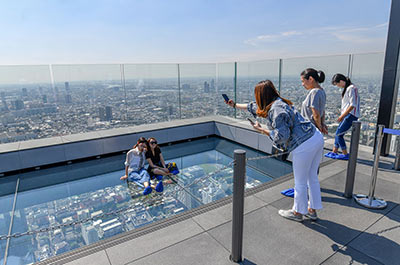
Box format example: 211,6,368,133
155,181,164,192
170,169,179,175
143,186,152,196
156,175,163,181
281,188,294,197
337,154,349,160
324,152,338,159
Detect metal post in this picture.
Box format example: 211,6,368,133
234,62,237,119
394,135,400,170
376,0,400,156
177,64,181,119
278,59,282,93
344,121,361,198
230,149,246,263
354,125,387,209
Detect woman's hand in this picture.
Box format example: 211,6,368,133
252,121,262,131
227,99,235,108
321,124,328,134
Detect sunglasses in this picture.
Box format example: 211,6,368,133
150,141,157,144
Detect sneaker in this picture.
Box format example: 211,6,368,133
278,209,303,222
155,181,164,192
337,154,349,160
143,186,153,196
324,152,338,159
304,211,318,221
280,188,294,198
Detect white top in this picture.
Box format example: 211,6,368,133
124,147,146,173
341,84,360,118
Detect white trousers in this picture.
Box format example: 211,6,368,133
291,130,324,214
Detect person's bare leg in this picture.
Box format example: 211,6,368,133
120,175,128,180
342,149,348,155
332,147,339,154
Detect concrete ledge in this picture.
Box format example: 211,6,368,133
0,116,276,174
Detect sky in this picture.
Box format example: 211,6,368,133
0,0,392,65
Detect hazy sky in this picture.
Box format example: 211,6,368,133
0,0,391,65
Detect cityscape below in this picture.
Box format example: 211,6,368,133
1,75,399,149
0,141,280,264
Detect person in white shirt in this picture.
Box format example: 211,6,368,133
121,137,163,195
325,74,360,160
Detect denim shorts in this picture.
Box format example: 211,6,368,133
128,168,150,187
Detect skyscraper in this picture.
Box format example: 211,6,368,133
99,107,105,121
105,106,112,121
65,94,72,104
22,87,28,97
204,81,210,93
65,82,70,93
12,99,25,110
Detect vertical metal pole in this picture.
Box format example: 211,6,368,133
278,59,282,93
368,125,384,205
234,62,237,119
120,64,127,121
394,135,400,170
344,121,361,198
347,54,353,79
376,0,400,156
177,64,181,119
230,149,246,263
354,125,387,209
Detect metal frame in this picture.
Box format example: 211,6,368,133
376,0,400,156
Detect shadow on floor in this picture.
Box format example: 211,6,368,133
303,216,400,264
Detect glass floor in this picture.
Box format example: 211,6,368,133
0,136,292,264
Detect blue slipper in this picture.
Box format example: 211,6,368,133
281,188,294,198
170,169,179,175
337,154,349,160
324,152,338,159
155,181,164,192
156,175,163,181
143,186,152,196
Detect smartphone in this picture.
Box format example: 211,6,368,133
222,94,229,102
247,118,255,125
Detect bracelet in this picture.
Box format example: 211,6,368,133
233,103,236,108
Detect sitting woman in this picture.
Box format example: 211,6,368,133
146,137,170,181
120,137,163,195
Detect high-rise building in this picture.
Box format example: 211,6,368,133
22,87,28,97
99,107,105,121
82,225,99,245
64,82,70,93
204,81,210,93
12,99,25,110
65,94,72,104
105,106,113,121
42,95,48,104
1,92,8,111
210,79,215,90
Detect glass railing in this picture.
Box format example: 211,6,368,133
0,52,390,148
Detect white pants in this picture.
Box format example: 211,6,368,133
291,130,324,214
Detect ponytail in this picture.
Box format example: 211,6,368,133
300,68,325,83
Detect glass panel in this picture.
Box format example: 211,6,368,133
123,64,179,124
351,52,384,147
281,55,349,137
216,63,235,117
179,64,217,119
0,65,53,145
51,64,124,136
236,60,280,119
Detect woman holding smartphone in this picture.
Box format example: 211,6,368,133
226,80,323,221
146,137,170,179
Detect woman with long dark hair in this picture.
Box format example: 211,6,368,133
325,73,360,160
146,137,170,179
300,68,328,134
227,80,324,221
120,137,163,195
